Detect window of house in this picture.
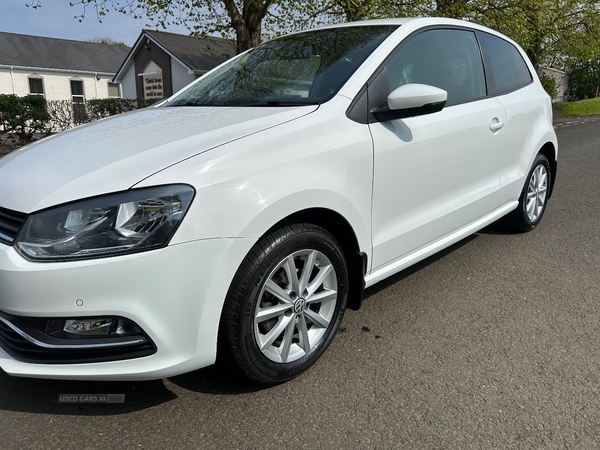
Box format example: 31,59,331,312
107,82,120,98
28,76,44,96
70,80,85,103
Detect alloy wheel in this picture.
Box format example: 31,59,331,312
525,164,548,222
253,249,338,364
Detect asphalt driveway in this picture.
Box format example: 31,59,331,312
1,117,599,449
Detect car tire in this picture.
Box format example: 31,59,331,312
218,223,349,384
505,153,551,232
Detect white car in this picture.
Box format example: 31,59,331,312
0,18,557,384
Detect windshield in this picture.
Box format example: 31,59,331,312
168,25,398,107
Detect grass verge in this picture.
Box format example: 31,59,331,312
555,97,600,117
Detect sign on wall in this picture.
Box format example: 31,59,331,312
141,61,164,99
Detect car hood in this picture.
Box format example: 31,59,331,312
0,105,317,212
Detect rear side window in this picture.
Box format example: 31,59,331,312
478,32,532,95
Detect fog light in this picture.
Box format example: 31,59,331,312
64,318,112,336
44,316,144,338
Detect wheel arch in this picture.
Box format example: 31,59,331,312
260,208,367,311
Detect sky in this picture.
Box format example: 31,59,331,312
0,0,191,46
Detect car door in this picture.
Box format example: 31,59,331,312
369,28,507,271
476,30,549,208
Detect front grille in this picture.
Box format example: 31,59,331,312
0,312,156,364
0,207,27,245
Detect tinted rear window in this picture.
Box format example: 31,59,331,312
478,32,532,95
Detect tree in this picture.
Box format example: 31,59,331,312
282,0,426,31
83,36,127,46
28,0,600,66
568,58,600,99
28,1,288,54
27,0,423,53
335,0,377,21
468,0,600,70
204,1,274,52
378,0,600,71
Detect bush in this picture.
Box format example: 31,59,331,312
0,94,51,142
45,100,78,132
86,98,162,120
43,98,162,132
86,98,140,120
73,102,89,125
0,96,161,141
539,73,558,100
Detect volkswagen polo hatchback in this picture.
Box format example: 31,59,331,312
0,18,557,384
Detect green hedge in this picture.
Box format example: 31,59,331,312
0,95,162,143
0,94,51,142
86,98,161,121
539,73,558,100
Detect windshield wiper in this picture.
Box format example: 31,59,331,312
172,100,210,107
244,100,319,107
168,100,319,107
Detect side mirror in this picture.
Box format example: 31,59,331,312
371,84,447,122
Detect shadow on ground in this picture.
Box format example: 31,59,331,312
0,369,176,416
0,220,513,414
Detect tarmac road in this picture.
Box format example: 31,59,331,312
1,118,599,449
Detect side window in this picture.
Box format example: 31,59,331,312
107,82,120,98
28,75,44,96
384,29,486,105
477,32,532,95
70,79,85,103
70,79,86,124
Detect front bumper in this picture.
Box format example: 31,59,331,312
0,310,157,364
0,237,255,380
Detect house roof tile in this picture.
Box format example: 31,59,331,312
142,29,234,73
0,31,130,73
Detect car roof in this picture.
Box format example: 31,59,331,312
277,17,518,49
309,17,493,32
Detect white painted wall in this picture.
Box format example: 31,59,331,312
0,70,15,94
0,67,121,100
121,63,137,99
171,59,195,95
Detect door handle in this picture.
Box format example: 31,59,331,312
490,119,505,132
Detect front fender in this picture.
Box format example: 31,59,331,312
136,98,374,262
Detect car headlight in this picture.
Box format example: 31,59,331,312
14,185,194,261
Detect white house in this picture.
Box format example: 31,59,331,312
0,31,130,101
113,30,234,99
